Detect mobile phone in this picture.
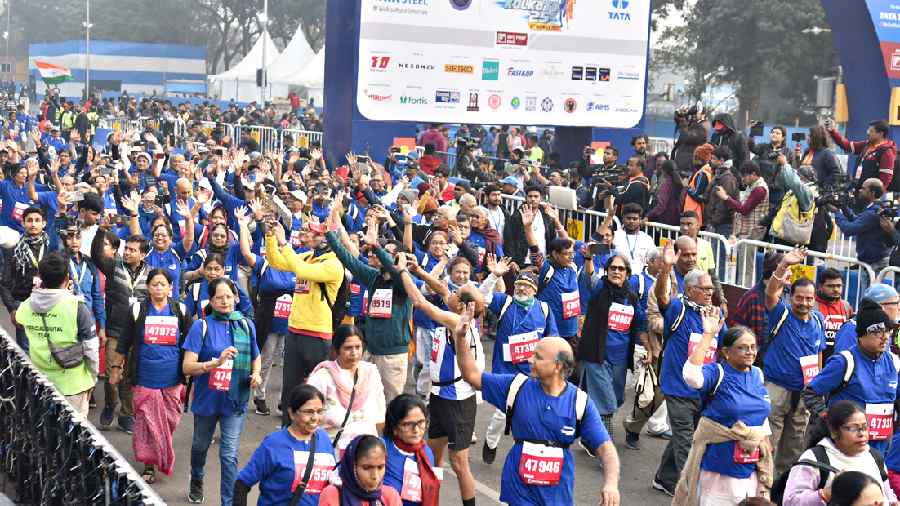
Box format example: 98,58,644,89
68,191,85,202
588,242,610,257
154,152,165,160
358,155,371,164
100,166,113,176
791,132,806,143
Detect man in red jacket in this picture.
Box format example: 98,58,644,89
827,118,895,189
815,267,854,361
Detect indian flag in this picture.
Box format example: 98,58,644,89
34,60,73,85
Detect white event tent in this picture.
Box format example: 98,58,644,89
208,32,281,103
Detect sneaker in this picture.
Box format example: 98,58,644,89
254,398,271,416
99,405,115,429
579,439,597,458
188,477,204,503
652,478,675,497
647,428,673,440
88,392,97,409
470,433,478,444
624,431,641,450
482,442,497,465
118,415,134,434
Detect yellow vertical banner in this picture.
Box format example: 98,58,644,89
889,87,900,126
834,83,849,123
566,218,585,242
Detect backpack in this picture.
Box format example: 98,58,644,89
771,191,816,245
759,306,824,363
769,444,887,505
319,268,350,333
503,373,589,438
497,296,550,322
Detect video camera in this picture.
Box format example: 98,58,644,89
589,164,627,199
816,173,854,209
880,199,898,219
675,101,704,122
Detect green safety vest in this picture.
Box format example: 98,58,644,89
17,294,94,396
61,111,76,130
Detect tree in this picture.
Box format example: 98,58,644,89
655,0,835,125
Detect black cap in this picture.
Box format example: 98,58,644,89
856,297,896,337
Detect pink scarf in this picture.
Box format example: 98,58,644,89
311,360,370,411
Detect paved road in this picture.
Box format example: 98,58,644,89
0,294,672,506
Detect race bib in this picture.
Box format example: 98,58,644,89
518,442,563,486
561,291,580,319
400,457,444,502
291,451,335,494
362,289,368,317
477,247,486,266
733,443,760,464
430,327,446,363
687,332,718,365
143,315,178,346
867,403,893,440
290,229,303,248
369,288,393,319
274,294,293,319
799,355,820,386
607,303,635,332
504,331,540,364
295,279,310,294
208,358,233,391
11,201,27,222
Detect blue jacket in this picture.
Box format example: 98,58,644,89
834,203,890,264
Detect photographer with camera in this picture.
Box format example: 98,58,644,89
710,113,749,173
611,156,651,215
828,118,896,192
671,103,709,174
453,138,478,182
832,178,893,276
585,146,627,212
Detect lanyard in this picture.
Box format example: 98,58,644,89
26,243,45,268
625,233,638,262
69,259,87,291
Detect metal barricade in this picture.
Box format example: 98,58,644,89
280,128,324,151
235,124,279,154
199,121,235,143
498,195,620,242
731,238,875,307
0,329,165,505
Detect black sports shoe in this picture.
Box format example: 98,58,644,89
99,404,115,429
188,477,204,503
624,431,640,450
652,478,675,497
118,415,134,434
482,441,497,464
254,398,271,416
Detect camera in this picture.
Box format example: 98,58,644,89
879,199,898,219
816,174,854,209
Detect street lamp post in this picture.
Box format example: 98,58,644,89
83,0,91,99
258,0,268,104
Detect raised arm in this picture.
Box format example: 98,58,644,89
451,303,482,390
395,253,460,329
235,207,257,268
766,247,806,311
655,242,678,310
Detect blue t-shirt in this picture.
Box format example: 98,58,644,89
537,262,580,338
628,270,655,313
696,363,771,479
236,427,335,506
348,255,370,317
412,250,442,331
481,374,609,506
763,301,826,391
253,256,296,335
136,303,184,389
660,298,728,399
578,275,647,364
182,317,260,417
489,293,558,375
382,437,436,506
185,278,253,320
185,244,244,284
146,245,187,297
809,345,900,456
0,179,31,233
833,319,858,354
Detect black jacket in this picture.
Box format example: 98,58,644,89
710,113,749,172
503,207,557,265
91,231,131,337
672,120,709,173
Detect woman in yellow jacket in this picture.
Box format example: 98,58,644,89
264,218,345,427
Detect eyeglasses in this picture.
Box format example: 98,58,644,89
298,408,326,417
398,420,428,431
730,344,757,354
692,286,715,293
841,423,868,435
607,265,628,272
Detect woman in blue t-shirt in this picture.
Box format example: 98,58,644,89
182,277,261,505
234,384,336,506
184,253,253,320
382,395,440,506
145,221,192,297
675,314,773,505
110,268,192,484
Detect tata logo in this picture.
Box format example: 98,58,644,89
541,97,553,112
609,0,631,21
586,102,609,112
396,62,435,71
399,95,428,105
435,90,461,104
445,64,474,74
506,67,534,78
482,59,500,80
449,0,471,9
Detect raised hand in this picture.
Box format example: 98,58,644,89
248,199,264,221
346,151,357,166
176,201,191,218
121,192,140,214
700,305,722,335
311,148,322,161
662,242,678,267
520,205,535,227
234,206,252,227
782,247,807,266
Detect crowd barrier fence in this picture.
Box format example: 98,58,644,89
281,128,323,151
0,328,164,505
198,121,236,144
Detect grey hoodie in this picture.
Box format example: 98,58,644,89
29,288,100,377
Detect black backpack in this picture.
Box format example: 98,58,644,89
769,444,887,505
319,269,350,333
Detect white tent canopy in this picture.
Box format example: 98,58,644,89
209,32,282,102
294,49,324,89
268,26,315,84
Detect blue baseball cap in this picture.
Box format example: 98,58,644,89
864,283,899,303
